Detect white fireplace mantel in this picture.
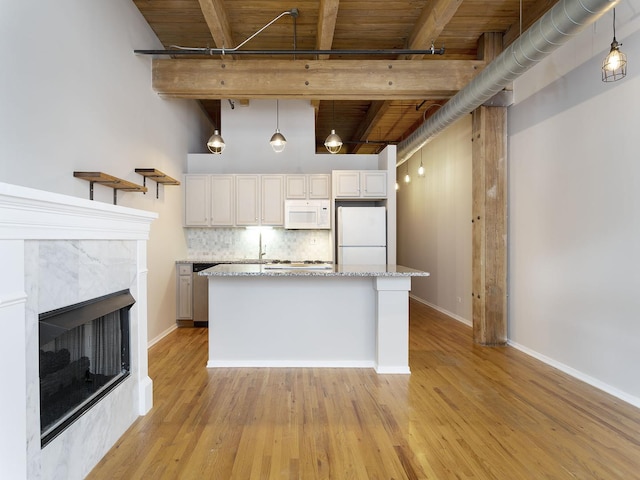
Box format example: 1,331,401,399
0,182,157,479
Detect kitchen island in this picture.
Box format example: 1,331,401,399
200,264,429,374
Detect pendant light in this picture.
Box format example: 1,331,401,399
404,162,411,184
602,8,627,82
207,129,226,154
270,100,287,152
324,101,343,154
418,149,425,177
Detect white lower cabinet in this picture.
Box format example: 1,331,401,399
176,263,192,321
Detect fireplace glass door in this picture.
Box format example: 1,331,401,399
39,290,133,446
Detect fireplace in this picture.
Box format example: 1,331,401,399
39,289,135,447
1,182,156,478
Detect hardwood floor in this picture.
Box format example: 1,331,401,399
88,300,640,479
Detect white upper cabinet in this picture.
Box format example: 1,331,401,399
184,175,210,226
210,175,235,226
333,170,387,198
185,173,327,227
235,175,260,226
361,171,387,197
308,174,331,198
184,174,235,226
261,175,284,226
285,175,307,199
285,174,330,199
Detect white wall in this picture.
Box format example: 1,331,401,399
0,1,211,342
188,99,382,173
508,3,640,404
396,116,472,323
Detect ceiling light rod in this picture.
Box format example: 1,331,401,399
195,9,301,55
134,47,445,56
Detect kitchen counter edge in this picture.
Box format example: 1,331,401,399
198,263,430,278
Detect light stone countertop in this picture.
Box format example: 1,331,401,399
176,259,332,265
198,263,429,277
176,259,270,264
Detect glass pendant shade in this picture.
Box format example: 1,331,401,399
270,100,286,152
270,129,287,153
418,162,425,177
207,130,225,154
324,129,343,154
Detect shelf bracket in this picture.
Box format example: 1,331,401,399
73,172,147,205
135,169,181,199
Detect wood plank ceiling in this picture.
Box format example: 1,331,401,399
133,0,556,154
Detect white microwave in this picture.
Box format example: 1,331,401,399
284,199,331,229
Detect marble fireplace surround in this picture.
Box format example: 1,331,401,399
0,183,157,479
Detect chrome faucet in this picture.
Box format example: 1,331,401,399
258,231,267,261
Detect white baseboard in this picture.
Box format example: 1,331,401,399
410,295,640,409
147,323,178,349
206,360,376,369
508,340,640,409
409,294,472,327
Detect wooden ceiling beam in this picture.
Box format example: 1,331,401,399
197,0,234,50
350,0,462,152
316,0,340,59
152,59,485,100
405,0,463,59
350,101,392,153
503,0,557,48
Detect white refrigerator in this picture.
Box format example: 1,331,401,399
337,206,387,265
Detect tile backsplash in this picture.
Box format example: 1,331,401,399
186,227,333,261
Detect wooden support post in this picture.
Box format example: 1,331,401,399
471,105,507,345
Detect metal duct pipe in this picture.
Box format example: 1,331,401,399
397,0,618,164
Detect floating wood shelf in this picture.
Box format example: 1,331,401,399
73,171,147,205
135,168,180,199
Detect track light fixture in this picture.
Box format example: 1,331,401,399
207,129,225,154
602,8,627,82
270,100,287,153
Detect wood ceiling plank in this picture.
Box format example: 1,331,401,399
152,58,485,100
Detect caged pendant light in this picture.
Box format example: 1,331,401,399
602,8,627,82
270,100,287,152
324,101,343,154
207,129,226,154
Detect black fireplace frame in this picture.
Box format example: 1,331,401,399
38,289,134,447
